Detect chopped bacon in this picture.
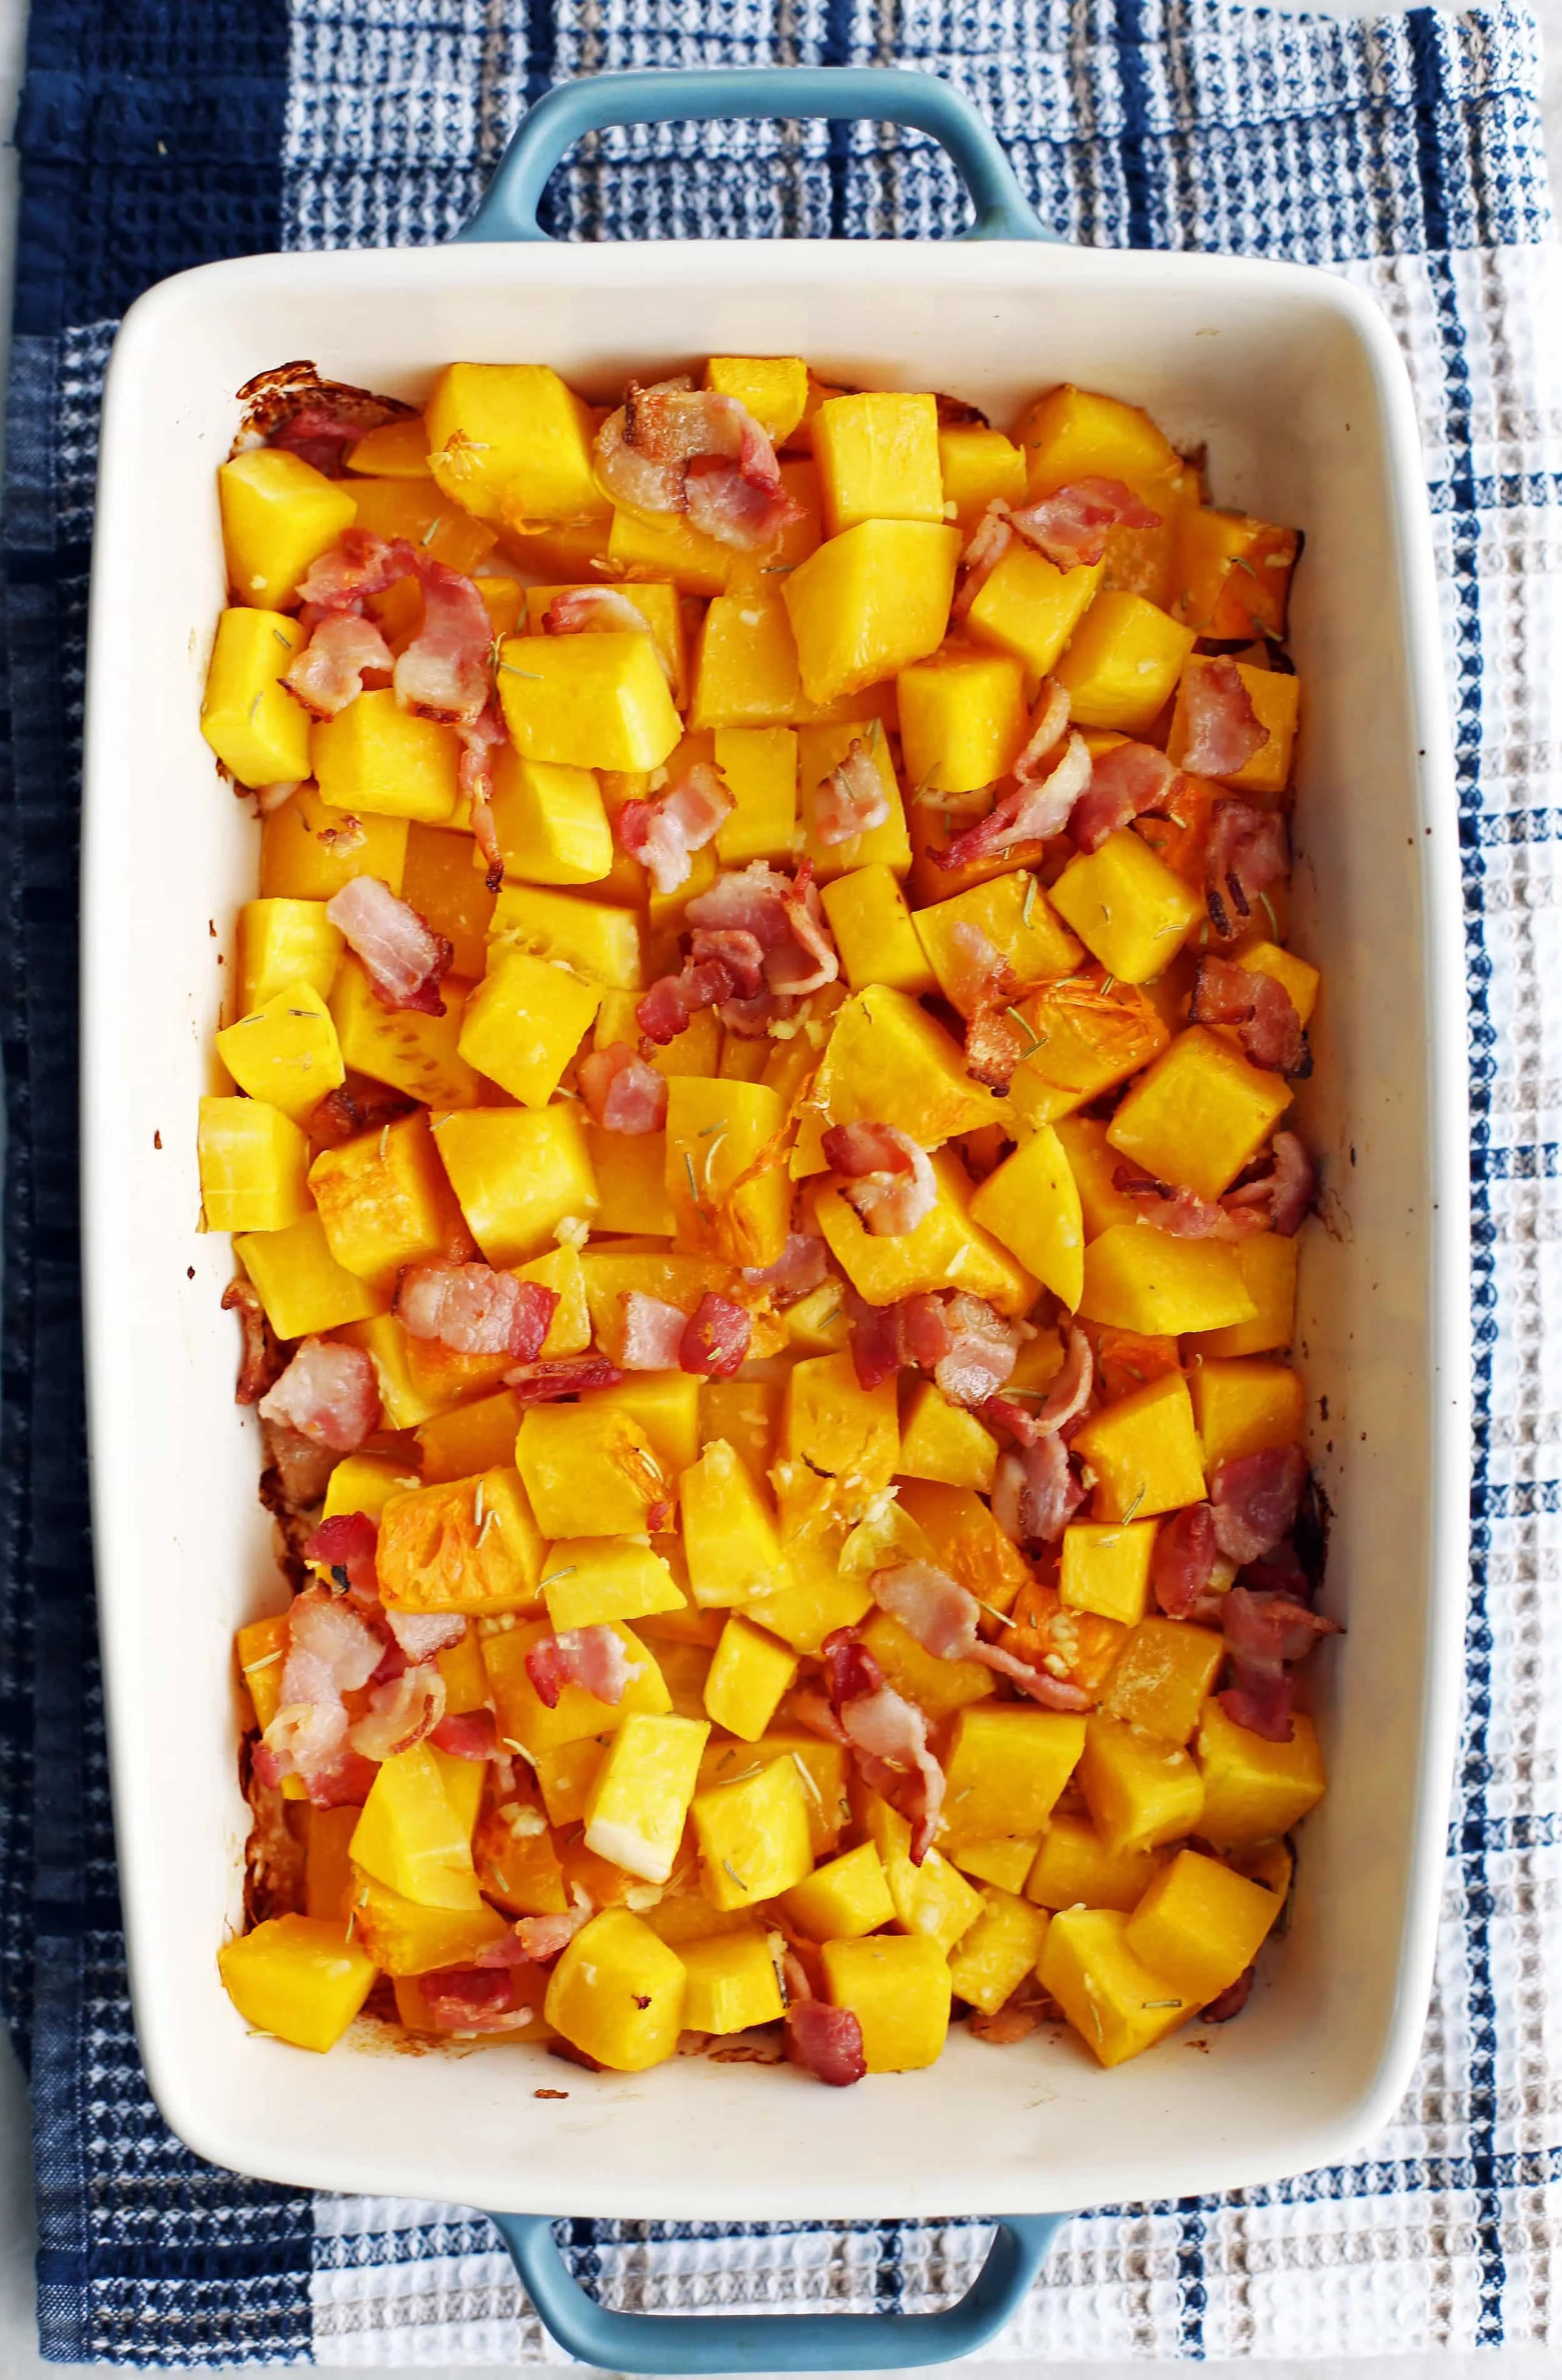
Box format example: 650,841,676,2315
476,1901,594,1966
964,1005,1030,1092
616,762,733,896
1209,1445,1311,1564
1219,1582,1341,1741
222,1278,285,1405
296,527,417,611
684,860,838,1001
253,778,304,817
1224,1129,1315,1238
395,555,494,723
1202,1966,1255,2022
1179,657,1270,779
326,876,453,1016
258,1337,381,1452
899,1292,954,1370
577,1041,669,1134
785,1999,866,2088
619,1292,690,1372
307,1079,417,1151
382,1608,466,1661
742,1232,829,1304
1151,1501,1218,1619
636,956,739,1045
504,1354,624,1401
944,922,1020,1019
933,732,1092,872
544,586,657,642
255,1588,385,1806
1205,799,1288,939
1116,1171,1268,1241
348,1661,447,1761
951,502,1017,621
524,1626,641,1711
821,1121,938,1237
988,1325,1094,1439
1190,954,1308,1076
989,1430,1087,1546
253,1700,376,1809
773,861,840,996
820,1634,946,1864
932,1293,1021,1408
260,1420,336,1512
815,739,889,846
689,926,767,999
430,1707,500,1761
848,1299,903,1391
302,1510,379,1601
1012,677,1072,785
1008,478,1162,569
396,1262,557,1361
263,388,406,478
1219,1666,1295,1739
417,1964,547,2033
685,424,800,550
595,382,799,551
1068,741,1181,854
870,1558,1095,1712
283,612,394,719
456,701,509,891
788,1688,849,1746
679,1292,752,1378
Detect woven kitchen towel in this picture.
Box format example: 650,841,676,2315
2,0,1560,2362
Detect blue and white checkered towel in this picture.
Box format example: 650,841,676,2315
3,0,1560,2361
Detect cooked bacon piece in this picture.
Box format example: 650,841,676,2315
619,1292,690,1372
348,1661,447,1761
260,1420,336,1512
785,1999,867,2088
596,381,799,551
296,526,417,611
222,1278,285,1405
259,1337,381,1452
820,1632,947,1864
382,1608,466,1662
1190,954,1308,1076
396,556,493,722
306,1079,417,1151
822,1121,938,1237
504,1354,624,1401
1115,1170,1268,1241
1219,1583,1341,1741
264,388,407,478
689,926,767,1000
1008,478,1162,569
685,427,800,550
544,586,656,642
682,859,839,1002
773,861,839,996
326,876,454,1016
283,612,394,719
595,378,702,511
989,1428,1087,1546
968,1999,1046,2044
951,502,1017,621
944,922,1020,1019
577,1041,669,1134
417,1964,547,2033
1224,1129,1315,1238
987,1325,1094,1439
1205,798,1288,939
256,1588,385,1806
636,955,738,1045
1151,1501,1218,1618
933,732,1092,872
932,1293,1021,1408
1012,677,1071,783
616,762,733,897
964,1004,1030,1092
254,1700,376,1809
848,1299,903,1391
1068,740,1181,854
870,1558,1093,1711
430,1708,500,1761
679,1292,752,1378
1210,1445,1311,1565
788,1687,849,1746
525,1625,642,1711
815,739,889,846
742,1232,829,1304
455,701,508,891
396,1261,557,1360
1219,1664,1296,1739
302,1510,379,1600
1202,1966,1255,2022
475,1901,594,1966
252,778,305,817
1179,656,1269,779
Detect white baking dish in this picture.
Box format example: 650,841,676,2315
81,71,1468,2241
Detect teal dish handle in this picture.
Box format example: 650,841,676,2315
457,66,1052,245
489,2211,1067,2372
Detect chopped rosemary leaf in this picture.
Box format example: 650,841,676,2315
499,663,542,680
1022,875,1038,927
722,1858,749,1891
1003,1004,1042,1056
419,516,442,546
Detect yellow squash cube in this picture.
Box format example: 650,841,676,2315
484,1618,670,1756
679,1928,787,2033
432,1105,598,1266
457,946,600,1108
814,1147,1037,1320
796,721,911,883
218,449,357,609
609,502,734,596
712,726,798,862
1172,507,1300,640
582,1124,675,1235
895,1380,998,1492
350,1872,509,1976
584,1371,702,1476
201,609,312,788
497,633,682,772
544,1909,687,2071
533,1739,604,1828
377,1469,545,1615
236,1611,291,1737
913,870,1082,1018
583,1711,710,1882
487,750,614,886
515,1402,667,1538
345,414,431,478
233,1211,385,1339
1079,1223,1258,1337
1103,1618,1225,1746
699,1378,780,1474
216,983,344,1128
399,822,497,978
964,547,1103,678
330,956,484,1111
319,1450,419,1531
781,1842,895,1941
1108,1025,1293,1201
304,1807,360,1917
714,1731,848,1858
1236,939,1319,1028
703,1614,798,1741
1195,1700,1326,1846
664,1076,790,1270
542,1539,684,1631
1071,1371,1206,1522
948,1835,1038,1894
782,1351,900,1494
237,897,345,1016
858,1794,985,1951
1018,385,1180,501
351,1744,483,1911
1038,1907,1191,2068
1125,1847,1281,2004
1055,1113,1146,1239
856,1609,993,1722
1025,1814,1165,1913
312,689,462,824
1049,830,1202,986
260,782,408,902
1185,1232,1298,1359
1190,1358,1306,1472
342,1310,460,1431
1003,975,1169,1129
218,1914,377,2053
309,1109,469,1289
968,1124,1085,1312
815,391,944,534
351,477,495,579
427,361,603,526
942,1706,1087,1841
690,595,802,729
1053,592,1196,735
706,354,810,444
948,1888,1051,2016
895,1481,1032,1618
681,1439,782,1607
820,864,935,996
523,580,686,705
938,424,1026,531
822,1934,950,2071
692,1756,815,1911
783,519,961,708
802,984,1005,1166
1077,1714,1205,1856
417,1387,524,1484
198,1096,311,1233
1059,1519,1158,1624
490,881,644,991
1168,658,1300,796
898,645,1029,794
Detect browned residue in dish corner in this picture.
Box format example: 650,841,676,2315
231,361,416,464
